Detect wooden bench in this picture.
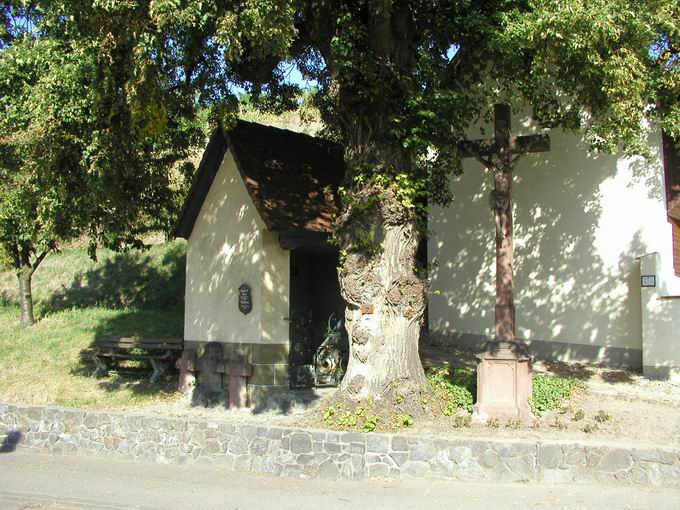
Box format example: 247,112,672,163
85,337,183,383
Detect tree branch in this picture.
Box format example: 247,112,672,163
29,249,50,277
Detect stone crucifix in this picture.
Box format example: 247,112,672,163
459,104,550,421
459,104,550,343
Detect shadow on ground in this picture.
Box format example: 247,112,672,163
44,244,185,313
0,430,21,453
47,244,188,404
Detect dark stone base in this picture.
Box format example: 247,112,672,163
183,340,289,407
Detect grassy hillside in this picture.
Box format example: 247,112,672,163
0,241,186,409
0,240,185,317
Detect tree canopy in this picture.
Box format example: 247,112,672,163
0,2,204,323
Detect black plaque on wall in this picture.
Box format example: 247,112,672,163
238,284,252,315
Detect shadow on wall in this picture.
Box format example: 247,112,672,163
429,127,665,365
44,243,186,314
184,152,265,345
642,253,680,377
185,150,291,347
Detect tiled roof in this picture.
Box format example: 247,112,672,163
174,120,345,239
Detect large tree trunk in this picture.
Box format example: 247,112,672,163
18,266,35,327
335,144,430,404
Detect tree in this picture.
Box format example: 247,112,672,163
5,1,677,406
0,4,204,325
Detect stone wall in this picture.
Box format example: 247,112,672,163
1,404,679,487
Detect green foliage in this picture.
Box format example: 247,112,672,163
573,409,586,421
323,402,381,432
2,2,677,244
363,415,381,433
530,375,586,416
322,401,416,432
428,365,586,420
427,365,475,414
498,0,680,153
595,409,612,423
399,414,414,428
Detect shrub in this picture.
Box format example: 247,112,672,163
427,365,475,414
530,375,586,416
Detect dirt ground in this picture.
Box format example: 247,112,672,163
139,341,680,448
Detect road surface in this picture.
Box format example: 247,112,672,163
1,451,678,509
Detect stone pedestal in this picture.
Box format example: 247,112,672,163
472,340,533,423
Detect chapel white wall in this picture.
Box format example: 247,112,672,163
260,230,290,344
428,120,670,365
640,253,680,381
184,150,290,345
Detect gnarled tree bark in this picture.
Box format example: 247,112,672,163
335,140,430,405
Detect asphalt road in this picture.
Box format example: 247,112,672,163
1,451,679,510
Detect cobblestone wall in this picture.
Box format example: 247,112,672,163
1,404,678,487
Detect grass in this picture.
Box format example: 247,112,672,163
0,240,186,410
0,240,186,315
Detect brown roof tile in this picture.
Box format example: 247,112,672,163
174,120,345,239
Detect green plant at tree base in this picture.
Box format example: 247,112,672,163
529,375,587,416
428,365,586,420
427,365,476,414
322,402,417,432
399,414,414,428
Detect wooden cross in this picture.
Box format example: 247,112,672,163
459,104,550,343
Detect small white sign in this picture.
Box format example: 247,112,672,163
641,275,656,288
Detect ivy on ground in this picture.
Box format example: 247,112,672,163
529,375,587,416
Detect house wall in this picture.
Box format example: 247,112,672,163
428,120,671,368
184,150,290,400
640,253,680,381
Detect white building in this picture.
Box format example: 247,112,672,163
175,118,680,405
428,117,680,378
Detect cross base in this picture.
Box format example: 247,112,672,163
472,340,533,423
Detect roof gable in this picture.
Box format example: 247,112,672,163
174,120,345,239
